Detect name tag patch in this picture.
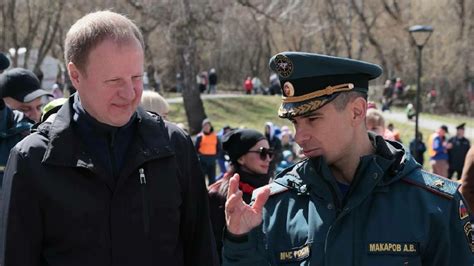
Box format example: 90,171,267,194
368,242,419,256
463,221,474,253
278,244,310,263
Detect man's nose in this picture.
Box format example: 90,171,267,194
294,126,310,146
119,79,136,100
29,109,41,123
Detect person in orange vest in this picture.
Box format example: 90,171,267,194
427,125,449,177
195,118,221,185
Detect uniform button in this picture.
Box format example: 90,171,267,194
327,203,334,210
373,173,379,179
343,207,349,212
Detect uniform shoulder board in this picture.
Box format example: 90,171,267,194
251,161,309,202
251,179,290,203
401,170,460,199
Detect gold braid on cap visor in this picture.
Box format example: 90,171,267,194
282,83,355,103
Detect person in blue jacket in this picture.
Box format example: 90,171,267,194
223,52,474,265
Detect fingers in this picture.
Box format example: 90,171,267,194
226,173,240,200
225,189,243,215
252,186,270,214
222,172,231,180
226,173,242,216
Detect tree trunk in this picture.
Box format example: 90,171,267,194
178,0,206,135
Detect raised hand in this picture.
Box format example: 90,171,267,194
225,173,270,235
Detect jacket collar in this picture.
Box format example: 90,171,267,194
41,96,174,173
301,132,409,205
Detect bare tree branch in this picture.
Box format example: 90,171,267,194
236,0,280,23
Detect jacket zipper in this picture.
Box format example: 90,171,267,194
324,180,343,264
109,131,118,179
108,131,117,262
139,168,150,235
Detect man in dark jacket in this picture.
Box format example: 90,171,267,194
447,123,471,180
0,53,33,199
1,68,53,123
0,11,218,266
208,68,218,94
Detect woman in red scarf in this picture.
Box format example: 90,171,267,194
208,129,273,262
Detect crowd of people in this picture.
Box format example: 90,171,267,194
195,68,219,94
367,99,472,181
193,119,303,187
1,10,474,266
240,73,283,95
381,77,407,112
194,69,283,96
427,123,471,179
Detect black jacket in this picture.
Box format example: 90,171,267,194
0,96,218,266
0,106,32,184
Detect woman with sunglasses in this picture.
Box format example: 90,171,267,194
208,128,273,262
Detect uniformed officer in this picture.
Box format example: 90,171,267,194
447,123,471,180
223,52,474,265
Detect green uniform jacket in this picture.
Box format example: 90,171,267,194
223,134,474,265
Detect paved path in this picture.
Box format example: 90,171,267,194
383,111,474,140
167,93,245,104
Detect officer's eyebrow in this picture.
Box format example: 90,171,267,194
289,111,322,124
301,111,323,118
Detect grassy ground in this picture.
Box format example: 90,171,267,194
168,95,470,170
168,95,293,131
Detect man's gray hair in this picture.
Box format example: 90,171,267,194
64,10,144,73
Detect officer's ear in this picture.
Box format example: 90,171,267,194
350,97,367,126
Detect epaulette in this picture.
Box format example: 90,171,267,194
251,161,309,202
401,170,460,200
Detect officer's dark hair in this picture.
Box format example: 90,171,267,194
331,91,367,111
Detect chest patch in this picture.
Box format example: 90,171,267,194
367,242,419,256
459,200,469,220
277,244,310,263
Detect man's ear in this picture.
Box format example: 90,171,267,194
351,97,367,126
67,62,81,90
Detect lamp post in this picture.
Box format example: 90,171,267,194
408,25,433,162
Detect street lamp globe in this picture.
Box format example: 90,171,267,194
408,25,434,47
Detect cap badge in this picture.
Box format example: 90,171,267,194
283,82,295,97
274,54,293,78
